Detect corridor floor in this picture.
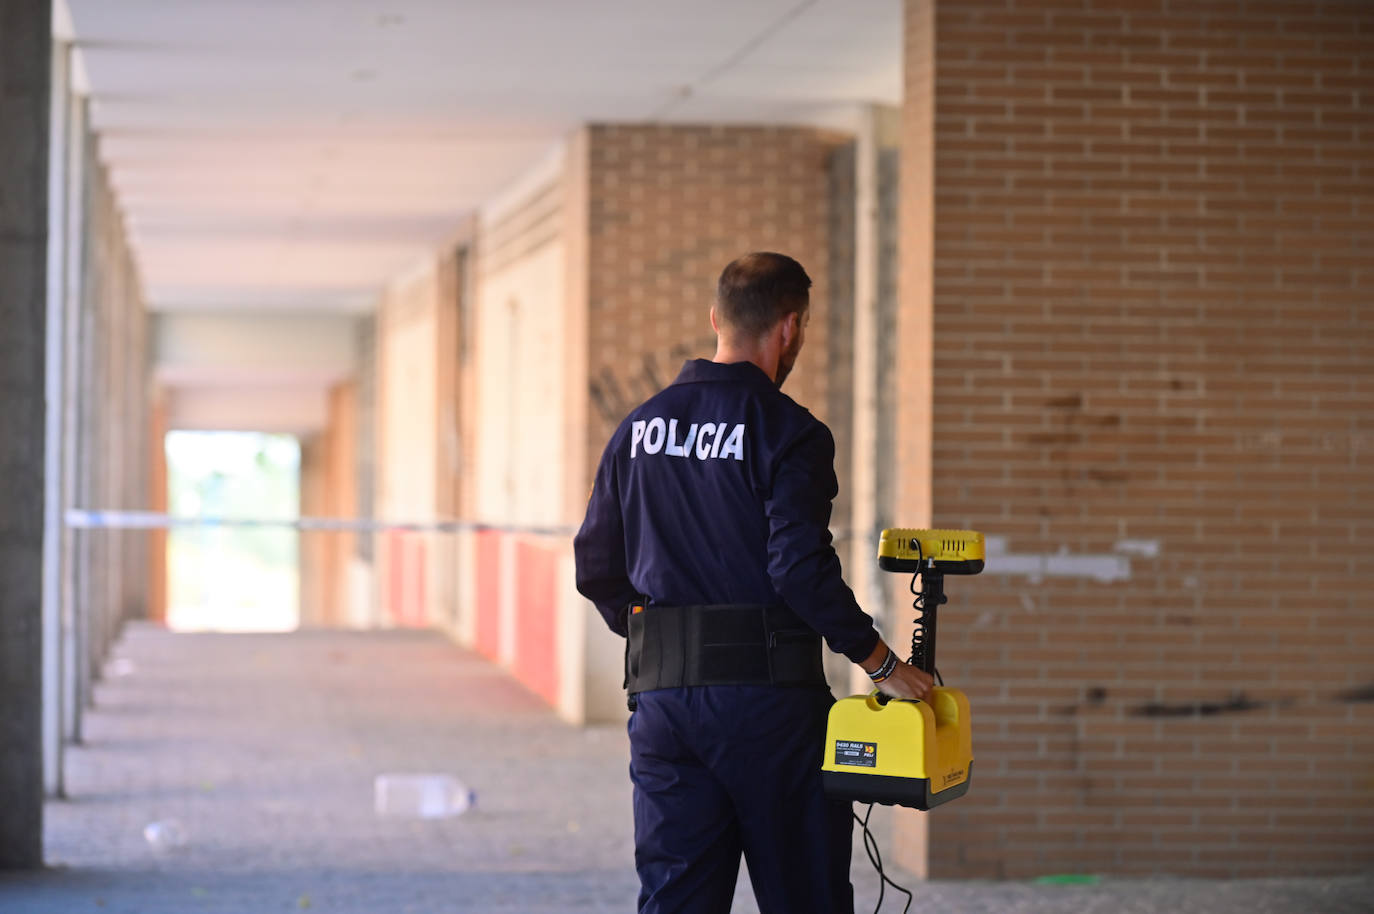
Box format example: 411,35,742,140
0,624,1367,913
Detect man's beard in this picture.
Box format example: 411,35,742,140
775,334,803,388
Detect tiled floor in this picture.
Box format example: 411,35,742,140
0,623,1367,913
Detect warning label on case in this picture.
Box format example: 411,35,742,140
834,740,878,768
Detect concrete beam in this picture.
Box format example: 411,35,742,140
0,0,53,870
153,312,358,437
166,386,330,435
153,312,358,386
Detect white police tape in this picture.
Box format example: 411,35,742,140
64,510,576,538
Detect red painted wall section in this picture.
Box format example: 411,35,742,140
513,540,559,707
408,535,427,628
475,530,502,660
385,530,403,627
385,532,429,628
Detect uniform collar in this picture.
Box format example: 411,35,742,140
672,358,775,387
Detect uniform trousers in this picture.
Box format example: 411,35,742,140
628,684,854,914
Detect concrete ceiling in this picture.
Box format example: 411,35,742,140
66,0,903,316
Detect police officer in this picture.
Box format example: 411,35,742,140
574,252,932,914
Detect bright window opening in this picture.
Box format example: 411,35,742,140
165,431,300,632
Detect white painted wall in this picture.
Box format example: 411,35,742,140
378,285,438,519
472,240,568,528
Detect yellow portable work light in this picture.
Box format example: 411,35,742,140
822,529,984,811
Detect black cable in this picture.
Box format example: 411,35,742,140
852,803,913,914
907,540,946,689
908,575,925,670
907,539,926,669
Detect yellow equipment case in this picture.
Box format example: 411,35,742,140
822,529,983,811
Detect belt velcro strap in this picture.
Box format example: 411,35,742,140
625,603,825,694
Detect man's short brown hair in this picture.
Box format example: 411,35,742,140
715,252,811,339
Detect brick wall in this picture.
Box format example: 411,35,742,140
583,125,847,475
569,125,857,717
445,126,866,720
901,0,1374,879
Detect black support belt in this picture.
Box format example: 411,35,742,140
625,602,826,696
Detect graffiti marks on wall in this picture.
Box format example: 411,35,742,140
589,334,717,430
1027,392,1128,499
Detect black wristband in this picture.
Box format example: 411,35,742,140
868,649,898,683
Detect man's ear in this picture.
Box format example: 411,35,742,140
710,305,720,334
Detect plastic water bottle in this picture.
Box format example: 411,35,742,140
373,774,475,819
143,819,188,851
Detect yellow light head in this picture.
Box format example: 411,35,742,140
878,528,984,575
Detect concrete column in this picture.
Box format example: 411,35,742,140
298,433,326,627
324,381,359,627
146,389,168,623
847,104,901,697
434,249,462,632
94,168,119,669
123,266,148,625
84,157,113,704
104,184,123,647
0,0,53,869
353,316,379,627
61,94,89,746
41,35,70,799
73,115,99,727
75,157,94,718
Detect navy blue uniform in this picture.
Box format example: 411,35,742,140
574,358,879,914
